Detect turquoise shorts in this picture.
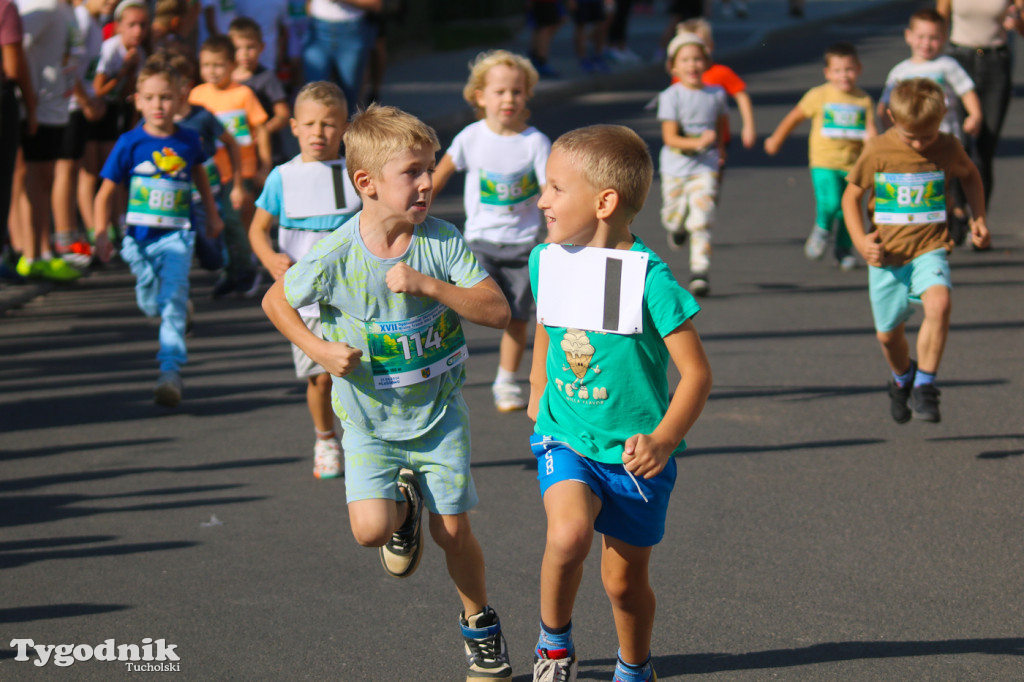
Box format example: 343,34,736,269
342,393,478,515
868,248,951,332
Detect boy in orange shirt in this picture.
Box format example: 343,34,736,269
189,34,268,297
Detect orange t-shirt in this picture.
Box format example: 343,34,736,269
188,82,268,182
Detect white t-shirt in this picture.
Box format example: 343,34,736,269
880,57,975,136
308,0,363,22
656,83,728,178
69,4,101,109
95,34,146,102
17,0,77,125
445,120,550,245
236,0,288,70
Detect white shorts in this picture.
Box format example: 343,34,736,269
291,316,328,378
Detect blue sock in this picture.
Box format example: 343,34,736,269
892,363,915,388
536,620,573,657
614,650,653,681
914,369,936,387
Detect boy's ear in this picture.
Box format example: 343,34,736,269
473,89,485,108
353,168,375,198
885,107,895,126
595,188,619,220
288,117,298,138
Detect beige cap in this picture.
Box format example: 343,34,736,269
667,31,708,62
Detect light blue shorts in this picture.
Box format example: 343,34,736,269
530,434,677,548
342,394,478,515
868,248,951,333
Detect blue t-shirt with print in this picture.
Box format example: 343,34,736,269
178,104,224,159
284,213,489,441
529,237,701,465
100,125,207,241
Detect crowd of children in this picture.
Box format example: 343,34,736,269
0,2,1014,680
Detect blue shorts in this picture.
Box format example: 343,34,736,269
530,434,677,548
868,248,951,332
343,395,478,515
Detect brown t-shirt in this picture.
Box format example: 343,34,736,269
847,128,969,266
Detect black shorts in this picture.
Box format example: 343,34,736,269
94,99,136,142
469,239,536,321
58,110,93,160
22,123,67,162
572,1,606,25
529,1,565,28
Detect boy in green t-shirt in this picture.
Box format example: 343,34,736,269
765,41,877,270
527,125,712,682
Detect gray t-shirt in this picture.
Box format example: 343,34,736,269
880,57,974,136
656,83,727,177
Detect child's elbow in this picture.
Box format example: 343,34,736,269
491,299,512,330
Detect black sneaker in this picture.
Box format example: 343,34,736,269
911,384,941,423
887,361,915,424
379,469,424,578
667,229,687,251
461,606,512,679
211,274,237,299
689,273,709,297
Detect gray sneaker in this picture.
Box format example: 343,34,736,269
379,469,424,578
533,649,577,682
461,606,512,679
804,225,829,260
153,371,182,408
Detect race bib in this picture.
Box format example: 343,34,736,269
874,171,946,225
365,305,469,389
822,103,867,139
127,176,191,228
216,109,252,145
281,160,358,220
479,168,539,211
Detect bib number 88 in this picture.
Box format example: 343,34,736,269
148,189,178,211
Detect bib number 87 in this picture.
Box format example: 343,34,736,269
896,184,924,206
396,326,443,360
148,189,178,211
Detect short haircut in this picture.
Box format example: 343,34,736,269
909,8,945,30
552,125,652,220
888,78,946,128
824,41,859,66
167,50,194,82
679,18,712,45
462,49,538,120
114,0,147,21
200,34,235,61
228,16,263,43
343,104,440,184
137,51,183,88
295,80,348,113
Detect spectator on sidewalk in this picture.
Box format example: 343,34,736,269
302,0,379,115
527,0,565,78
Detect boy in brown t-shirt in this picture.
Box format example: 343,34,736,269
842,78,989,425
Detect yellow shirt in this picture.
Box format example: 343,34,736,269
797,83,874,171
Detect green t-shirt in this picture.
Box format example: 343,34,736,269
285,213,488,440
529,237,701,464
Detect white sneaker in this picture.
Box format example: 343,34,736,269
154,371,182,407
804,226,829,260
313,438,342,479
493,381,527,412
838,254,858,271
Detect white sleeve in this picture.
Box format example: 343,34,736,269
446,127,469,172
655,88,678,122
533,132,551,186
943,57,976,97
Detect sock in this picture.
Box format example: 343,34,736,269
494,367,516,385
892,363,915,388
315,428,335,440
615,650,652,680
914,369,936,387
536,620,573,657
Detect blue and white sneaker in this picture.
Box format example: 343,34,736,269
461,606,512,679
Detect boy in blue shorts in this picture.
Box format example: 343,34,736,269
261,104,514,680
250,81,361,480
93,54,223,407
527,125,713,682
842,78,989,424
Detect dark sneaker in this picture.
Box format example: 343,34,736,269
379,469,423,578
667,229,687,251
533,648,577,682
461,606,512,680
911,384,941,423
211,274,237,299
689,273,709,297
154,371,182,408
887,361,915,424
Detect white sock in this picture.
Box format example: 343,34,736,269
494,367,517,384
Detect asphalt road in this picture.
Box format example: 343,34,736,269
3,6,1024,680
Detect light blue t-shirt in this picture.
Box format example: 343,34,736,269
256,154,361,232
529,237,701,464
284,213,489,440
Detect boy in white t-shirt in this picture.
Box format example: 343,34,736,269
434,49,550,412
249,81,360,480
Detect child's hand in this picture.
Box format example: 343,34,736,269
124,47,139,69
206,213,224,240
386,262,430,297
229,182,245,210
764,135,781,155
267,252,294,281
970,216,991,250
316,341,363,378
696,129,716,150
93,231,114,264
962,114,982,137
855,231,885,267
741,125,757,149
622,433,674,479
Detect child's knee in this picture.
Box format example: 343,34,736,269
349,518,392,548
601,568,649,605
921,286,951,319
545,517,593,561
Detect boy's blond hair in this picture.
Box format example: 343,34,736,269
679,18,712,46
888,78,946,129
344,104,440,184
552,125,652,219
462,49,538,120
295,80,348,113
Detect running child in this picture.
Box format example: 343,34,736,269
527,124,712,682
765,41,877,270
434,49,550,412
249,81,361,480
93,55,222,407
261,104,514,679
842,78,989,424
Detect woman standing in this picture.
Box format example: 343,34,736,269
302,0,381,115
938,0,1024,212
